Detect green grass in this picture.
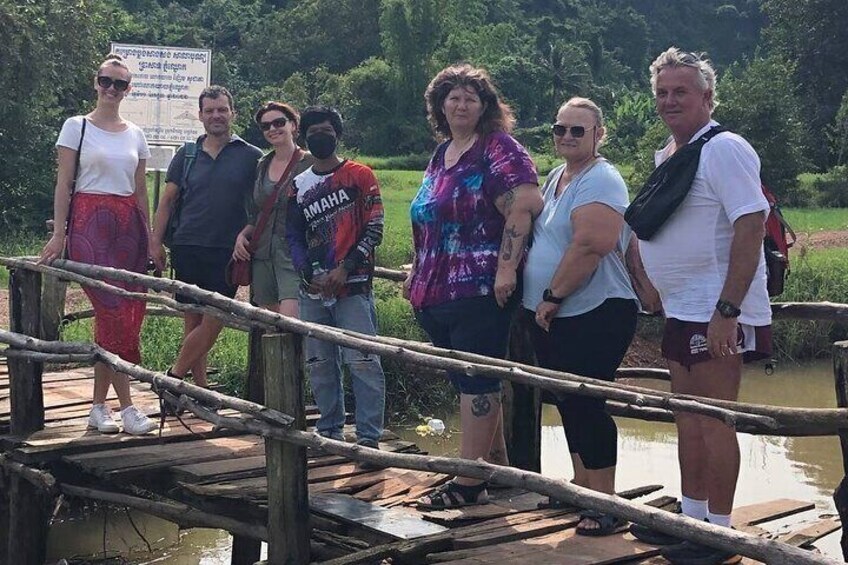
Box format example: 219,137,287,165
374,170,421,269
773,247,848,360
0,231,46,286
62,316,250,393
782,208,848,232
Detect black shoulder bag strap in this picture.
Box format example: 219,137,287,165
624,125,725,240
63,117,87,258
164,140,198,248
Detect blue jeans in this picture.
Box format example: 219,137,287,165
299,292,385,444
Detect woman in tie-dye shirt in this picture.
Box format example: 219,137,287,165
406,64,542,510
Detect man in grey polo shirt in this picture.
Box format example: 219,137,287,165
152,85,262,389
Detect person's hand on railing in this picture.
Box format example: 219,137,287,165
39,233,65,265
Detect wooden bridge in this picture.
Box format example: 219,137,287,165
2,257,848,564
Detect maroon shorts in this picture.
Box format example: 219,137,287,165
661,318,772,368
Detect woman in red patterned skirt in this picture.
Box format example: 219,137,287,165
39,54,157,435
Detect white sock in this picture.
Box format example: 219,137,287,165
707,511,732,527
681,496,708,520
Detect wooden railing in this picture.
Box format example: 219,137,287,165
1,257,846,564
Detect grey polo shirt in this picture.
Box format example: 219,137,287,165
166,134,263,249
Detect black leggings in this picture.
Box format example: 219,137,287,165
529,298,637,470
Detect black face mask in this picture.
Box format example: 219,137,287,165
306,132,337,159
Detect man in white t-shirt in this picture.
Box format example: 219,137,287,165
628,48,772,564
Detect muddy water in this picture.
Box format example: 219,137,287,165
46,361,843,562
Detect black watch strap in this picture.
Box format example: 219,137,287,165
715,299,741,319
543,288,564,305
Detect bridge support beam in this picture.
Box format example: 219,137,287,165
832,340,848,561
263,332,310,564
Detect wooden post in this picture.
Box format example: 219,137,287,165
831,340,848,560
504,309,541,472
7,472,51,565
263,332,310,564
245,327,265,403
40,273,68,342
231,328,266,564
8,268,44,435
230,536,261,565
0,465,9,565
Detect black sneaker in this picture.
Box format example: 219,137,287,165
661,540,742,565
629,522,683,546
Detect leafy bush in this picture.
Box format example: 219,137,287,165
810,166,848,208
715,55,812,205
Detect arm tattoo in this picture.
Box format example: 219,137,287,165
501,225,520,260
471,394,492,417
500,189,516,216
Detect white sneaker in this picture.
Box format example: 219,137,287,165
88,404,119,434
120,406,157,435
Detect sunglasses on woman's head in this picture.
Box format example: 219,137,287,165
259,117,288,131
552,124,593,138
96,76,130,92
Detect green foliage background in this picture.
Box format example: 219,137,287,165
2,0,847,227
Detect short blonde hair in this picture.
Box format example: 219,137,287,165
649,47,717,111
558,97,607,145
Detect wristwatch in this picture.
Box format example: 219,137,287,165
715,299,741,319
542,288,564,305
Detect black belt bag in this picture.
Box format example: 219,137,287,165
625,126,725,240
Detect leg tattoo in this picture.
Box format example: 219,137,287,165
471,393,492,417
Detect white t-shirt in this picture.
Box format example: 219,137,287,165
639,120,772,326
56,116,151,196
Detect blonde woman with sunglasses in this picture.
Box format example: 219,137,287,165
39,53,157,436
522,97,638,535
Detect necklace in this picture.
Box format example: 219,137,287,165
444,134,478,168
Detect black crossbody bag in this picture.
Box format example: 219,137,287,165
625,126,725,240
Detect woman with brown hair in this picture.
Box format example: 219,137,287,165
406,64,543,508
40,54,157,435
233,101,314,316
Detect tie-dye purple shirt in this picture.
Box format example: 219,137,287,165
409,132,538,309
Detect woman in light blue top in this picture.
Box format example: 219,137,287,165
523,97,638,536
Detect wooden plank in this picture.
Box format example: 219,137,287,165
429,528,661,564
170,440,417,484
733,499,815,525
432,499,815,565
452,496,678,550
9,417,242,463
776,519,842,547
354,471,443,503
311,493,448,540
65,436,265,478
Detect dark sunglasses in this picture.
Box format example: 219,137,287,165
551,124,594,138
259,117,289,131
96,76,130,92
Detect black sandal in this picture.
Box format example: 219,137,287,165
576,509,628,537
417,481,489,509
